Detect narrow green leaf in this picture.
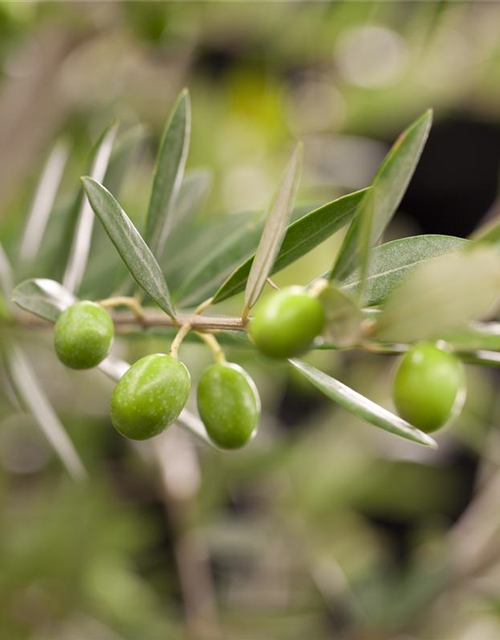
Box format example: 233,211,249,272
3,341,87,481
212,188,367,305
12,278,76,322
19,140,69,269
243,144,302,316
0,239,14,299
317,283,363,348
289,359,437,447
171,168,212,233
376,246,500,343
442,322,500,352
340,235,469,306
175,211,263,308
145,89,191,259
331,110,433,293
82,177,175,318
63,122,118,293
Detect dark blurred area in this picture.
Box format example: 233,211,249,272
1,3,500,640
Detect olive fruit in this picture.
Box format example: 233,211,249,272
392,342,465,433
54,301,114,370
249,286,325,359
111,353,191,440
197,363,260,449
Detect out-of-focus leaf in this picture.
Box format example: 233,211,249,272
331,110,433,297
145,89,191,259
340,235,469,306
317,282,363,348
82,178,175,318
12,278,76,322
63,122,118,293
243,143,302,317
443,322,500,352
3,342,87,482
212,189,367,305
174,211,263,308
171,168,212,233
0,239,14,298
376,246,500,343
289,358,437,448
19,140,69,269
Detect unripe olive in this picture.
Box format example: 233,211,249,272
392,342,465,433
197,363,260,449
249,286,324,359
111,354,191,440
54,301,114,370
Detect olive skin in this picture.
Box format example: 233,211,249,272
197,363,260,449
111,354,191,440
392,342,465,433
54,301,114,370
249,286,325,359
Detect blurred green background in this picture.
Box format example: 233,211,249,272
1,2,500,639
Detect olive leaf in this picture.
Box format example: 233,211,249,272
339,234,469,306
441,322,500,352
145,89,191,259
317,282,363,348
212,188,367,305
243,143,302,318
82,177,176,318
0,238,14,300
63,122,118,294
376,246,500,343
18,140,69,270
289,358,437,448
174,211,264,308
12,278,77,322
331,110,433,299
3,341,88,482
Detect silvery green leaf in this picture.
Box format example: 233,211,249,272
212,188,367,305
376,246,500,343
340,234,469,306
82,178,175,318
243,143,302,316
3,342,87,482
63,122,118,293
0,239,14,299
12,278,76,322
145,89,191,259
289,358,437,448
19,140,69,269
332,110,433,299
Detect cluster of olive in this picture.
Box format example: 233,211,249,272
54,301,259,449
53,284,466,447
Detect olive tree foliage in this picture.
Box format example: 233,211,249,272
3,89,500,477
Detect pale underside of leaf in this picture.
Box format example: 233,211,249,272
4,342,88,482
243,143,302,316
19,140,69,269
63,123,118,294
289,358,437,448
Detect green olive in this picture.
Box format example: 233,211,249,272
249,286,324,359
197,363,260,449
54,301,114,370
392,342,465,433
111,354,191,440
